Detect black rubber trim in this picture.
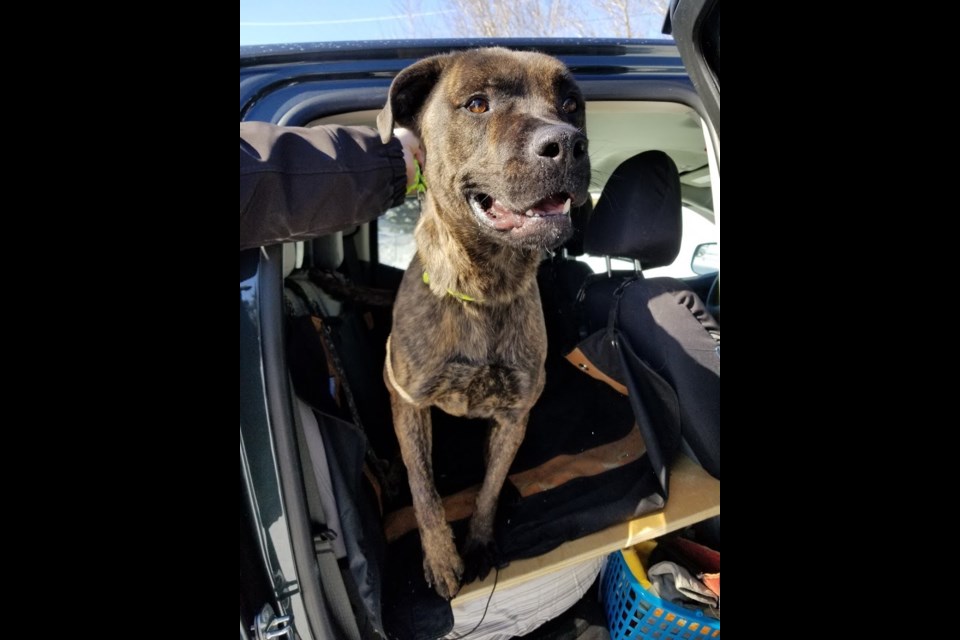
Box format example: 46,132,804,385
259,243,330,640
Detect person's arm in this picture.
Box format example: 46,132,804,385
240,122,414,249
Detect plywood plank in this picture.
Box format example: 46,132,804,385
452,455,720,605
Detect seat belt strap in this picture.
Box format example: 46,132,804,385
292,392,362,640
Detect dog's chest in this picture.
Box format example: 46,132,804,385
426,310,545,418
430,358,534,418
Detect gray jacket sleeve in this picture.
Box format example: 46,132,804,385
240,121,407,249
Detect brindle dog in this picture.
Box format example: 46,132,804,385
378,47,590,599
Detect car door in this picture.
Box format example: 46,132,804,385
665,0,719,146
665,0,720,316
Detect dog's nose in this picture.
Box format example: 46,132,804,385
531,125,588,164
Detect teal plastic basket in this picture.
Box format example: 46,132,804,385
601,550,720,640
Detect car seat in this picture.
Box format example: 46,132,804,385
574,150,720,480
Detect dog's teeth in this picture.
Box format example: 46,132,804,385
563,198,571,214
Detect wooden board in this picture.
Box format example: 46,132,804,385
452,454,720,605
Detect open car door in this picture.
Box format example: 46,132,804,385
664,0,719,150
665,0,719,322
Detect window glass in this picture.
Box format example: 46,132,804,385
378,199,421,270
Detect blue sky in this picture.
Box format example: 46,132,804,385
240,0,670,46
240,0,445,45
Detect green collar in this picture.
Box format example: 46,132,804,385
422,271,480,303
406,158,428,197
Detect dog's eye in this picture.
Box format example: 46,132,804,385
466,97,489,114
562,97,578,114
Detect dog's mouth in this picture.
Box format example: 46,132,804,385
469,192,572,231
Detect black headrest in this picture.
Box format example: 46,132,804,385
583,151,682,269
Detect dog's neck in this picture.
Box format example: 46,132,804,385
415,204,541,307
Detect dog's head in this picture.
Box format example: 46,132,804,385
378,48,590,250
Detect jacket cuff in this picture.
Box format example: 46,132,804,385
384,136,408,209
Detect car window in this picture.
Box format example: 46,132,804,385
378,198,421,270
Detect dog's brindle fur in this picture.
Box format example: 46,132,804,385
378,48,590,599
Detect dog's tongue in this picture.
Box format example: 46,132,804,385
488,194,571,230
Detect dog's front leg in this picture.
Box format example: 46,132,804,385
390,391,464,599
463,409,529,583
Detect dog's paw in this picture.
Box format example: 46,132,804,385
423,542,464,600
461,536,501,584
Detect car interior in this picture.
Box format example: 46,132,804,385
258,98,720,638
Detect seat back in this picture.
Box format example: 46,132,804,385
577,151,720,479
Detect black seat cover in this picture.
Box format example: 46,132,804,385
578,151,720,480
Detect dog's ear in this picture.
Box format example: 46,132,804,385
377,55,449,144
